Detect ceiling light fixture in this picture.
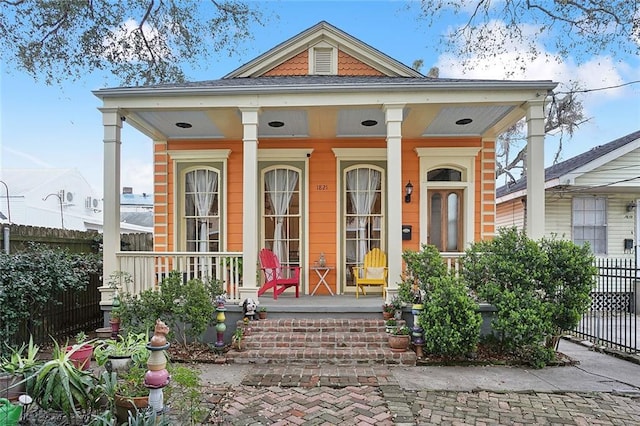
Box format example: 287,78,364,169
175,122,192,129
361,119,378,127
268,121,285,128
455,118,473,125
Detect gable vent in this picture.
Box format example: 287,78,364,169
313,48,333,75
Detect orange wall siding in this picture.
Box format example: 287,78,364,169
153,141,169,252
337,51,384,76
264,51,308,76
154,136,495,292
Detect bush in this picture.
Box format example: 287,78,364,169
462,228,597,367
0,244,101,351
419,274,481,357
398,244,448,304
119,271,219,346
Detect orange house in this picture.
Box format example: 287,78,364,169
94,21,556,306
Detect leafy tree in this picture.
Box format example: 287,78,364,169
0,0,265,86
414,1,638,68
412,1,636,183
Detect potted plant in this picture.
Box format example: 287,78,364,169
258,307,267,320
0,336,41,401
382,303,395,320
94,332,150,375
384,319,397,333
66,331,95,371
388,325,411,352
32,339,96,421
390,296,404,320
114,364,151,424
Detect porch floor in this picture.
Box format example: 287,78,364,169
256,294,384,312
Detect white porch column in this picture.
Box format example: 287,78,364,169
99,108,122,306
525,99,546,239
239,108,260,302
384,104,405,301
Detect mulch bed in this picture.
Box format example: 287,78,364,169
415,343,578,367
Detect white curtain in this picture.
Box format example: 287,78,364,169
187,170,218,275
346,168,381,266
265,169,299,266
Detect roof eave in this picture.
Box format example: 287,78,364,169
93,80,557,99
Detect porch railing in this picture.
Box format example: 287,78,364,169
571,257,638,353
115,251,244,303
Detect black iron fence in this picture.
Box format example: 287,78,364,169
571,257,638,353
16,273,103,346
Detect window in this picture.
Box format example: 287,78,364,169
184,168,220,252
572,197,607,255
263,168,301,275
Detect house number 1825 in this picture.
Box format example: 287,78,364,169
316,184,328,191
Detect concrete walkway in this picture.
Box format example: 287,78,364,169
188,340,640,425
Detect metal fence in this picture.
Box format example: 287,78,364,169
571,257,638,353
16,273,103,346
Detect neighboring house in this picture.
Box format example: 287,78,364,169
94,21,557,303
0,169,150,233
120,187,154,232
0,169,103,231
496,130,640,258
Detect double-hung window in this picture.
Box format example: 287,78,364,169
572,196,606,255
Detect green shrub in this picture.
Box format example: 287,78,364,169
462,228,597,367
119,271,217,346
0,244,101,350
540,237,597,348
398,244,448,304
419,274,481,357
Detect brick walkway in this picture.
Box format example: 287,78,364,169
190,366,640,425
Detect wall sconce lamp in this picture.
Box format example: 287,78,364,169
404,181,414,203
626,201,637,212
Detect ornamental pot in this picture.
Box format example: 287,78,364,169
388,335,410,353
382,311,393,320
115,394,149,424
105,355,132,375
66,344,94,371
0,373,25,402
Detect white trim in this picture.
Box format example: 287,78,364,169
258,148,313,160
167,149,231,161
332,148,387,160
308,41,338,75
560,137,640,184
416,147,478,248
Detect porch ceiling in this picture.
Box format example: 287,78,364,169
126,103,520,141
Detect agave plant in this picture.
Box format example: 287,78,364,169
32,339,96,420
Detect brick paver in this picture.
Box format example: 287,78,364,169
191,366,640,425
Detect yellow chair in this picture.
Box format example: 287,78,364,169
352,248,387,299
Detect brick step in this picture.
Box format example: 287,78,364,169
226,347,417,366
238,318,404,333
242,331,390,350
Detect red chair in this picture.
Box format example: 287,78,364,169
258,248,300,300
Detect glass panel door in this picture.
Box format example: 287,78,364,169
344,167,383,288
263,168,301,277
428,189,462,252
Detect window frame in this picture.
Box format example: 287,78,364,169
572,196,607,255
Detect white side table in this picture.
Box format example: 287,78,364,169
310,266,334,296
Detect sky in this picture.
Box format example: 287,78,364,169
1,1,639,196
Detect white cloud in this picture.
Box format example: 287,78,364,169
121,160,154,196
436,20,633,116
103,18,168,62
